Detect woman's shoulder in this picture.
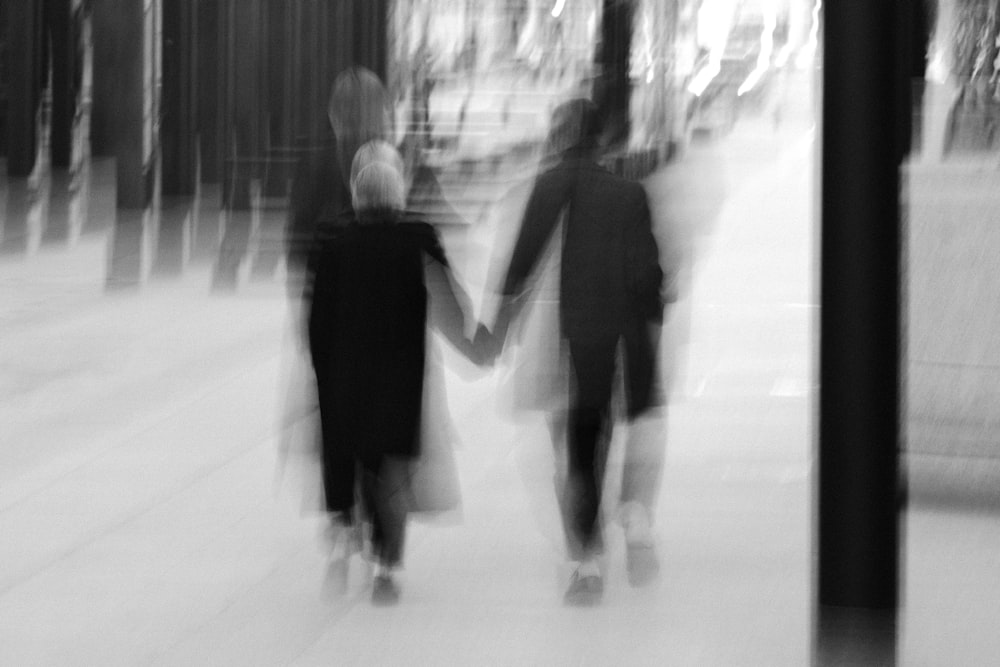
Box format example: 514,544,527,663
397,220,447,264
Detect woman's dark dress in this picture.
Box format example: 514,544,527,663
307,216,448,517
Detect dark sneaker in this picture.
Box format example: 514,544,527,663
563,571,604,606
371,574,400,606
626,542,660,587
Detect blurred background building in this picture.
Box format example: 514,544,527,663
0,0,817,288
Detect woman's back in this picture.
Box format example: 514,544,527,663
308,219,446,458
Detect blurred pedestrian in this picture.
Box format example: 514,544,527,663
286,66,461,297
306,142,485,605
491,98,668,605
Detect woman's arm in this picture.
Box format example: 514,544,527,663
425,258,491,366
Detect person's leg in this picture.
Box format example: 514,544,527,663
566,404,608,558
547,411,577,557
315,380,363,585
315,392,361,596
359,454,409,605
562,337,616,605
362,456,408,567
317,382,356,519
620,407,667,518
620,318,666,586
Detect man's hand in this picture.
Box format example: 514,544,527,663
471,323,501,367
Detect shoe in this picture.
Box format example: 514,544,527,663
563,570,603,606
626,542,660,587
371,574,400,606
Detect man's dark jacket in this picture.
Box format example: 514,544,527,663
501,153,665,414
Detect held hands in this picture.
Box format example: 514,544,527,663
467,295,520,367
469,323,502,367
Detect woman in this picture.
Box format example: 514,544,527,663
286,66,462,292
307,142,484,605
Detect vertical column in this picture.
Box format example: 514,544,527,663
247,0,294,280
192,0,223,261
1,0,36,254
211,0,262,290
196,0,223,185
40,0,77,245
4,0,42,178
90,0,115,157
817,1,910,662
596,0,634,147
154,0,198,278
43,0,74,169
103,0,158,289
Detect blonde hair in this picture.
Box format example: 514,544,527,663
350,140,405,192
352,161,406,212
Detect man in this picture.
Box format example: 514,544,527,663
494,98,666,605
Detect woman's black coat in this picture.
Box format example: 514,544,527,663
307,214,449,460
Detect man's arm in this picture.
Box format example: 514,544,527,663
501,176,567,298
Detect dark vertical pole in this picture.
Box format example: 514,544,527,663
212,0,262,290
596,0,633,147
197,0,222,184
5,0,42,177
155,0,198,277
161,0,197,197
191,0,223,262
105,0,152,288
818,0,907,661
0,0,6,159
107,1,149,210
43,0,74,168
90,0,115,157
0,0,35,253
39,0,77,244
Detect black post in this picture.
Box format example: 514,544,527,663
5,0,42,177
596,0,633,147
42,0,74,169
155,0,199,278
39,1,77,245
89,0,114,157
818,0,909,661
103,0,155,288
211,0,262,290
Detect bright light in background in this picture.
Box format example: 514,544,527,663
738,0,777,96
551,0,566,19
697,0,736,51
689,0,736,97
641,6,654,84
688,59,721,97
796,0,822,69
927,49,949,84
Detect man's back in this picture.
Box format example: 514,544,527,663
503,156,663,342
